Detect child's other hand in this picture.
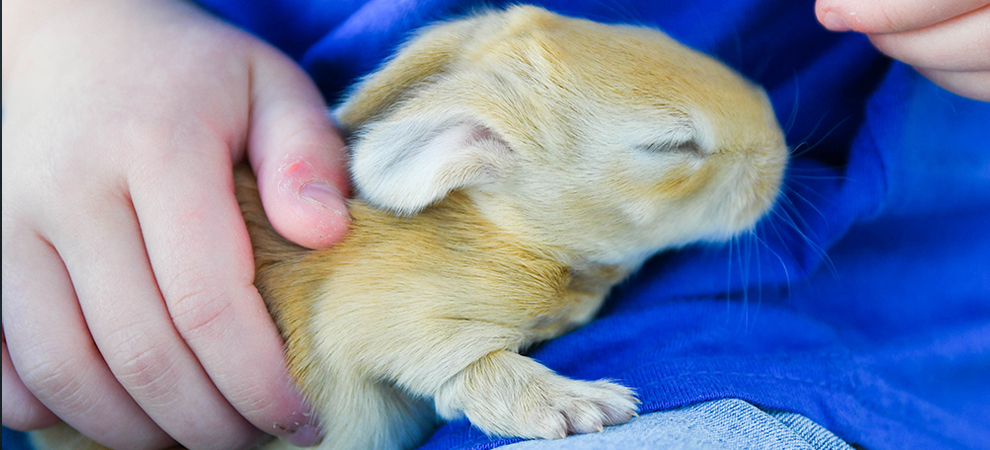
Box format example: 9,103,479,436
2,0,349,448
816,0,990,101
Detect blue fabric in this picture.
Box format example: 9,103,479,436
2,427,32,450
195,1,990,449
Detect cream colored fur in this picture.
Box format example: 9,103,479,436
31,5,787,450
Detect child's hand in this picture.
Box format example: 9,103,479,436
2,0,349,448
816,0,990,101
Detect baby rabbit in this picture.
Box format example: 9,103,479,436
244,5,786,449
30,5,787,450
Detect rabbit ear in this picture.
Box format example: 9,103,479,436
350,112,516,215
335,16,482,130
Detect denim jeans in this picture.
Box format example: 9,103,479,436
3,398,851,450
500,398,852,450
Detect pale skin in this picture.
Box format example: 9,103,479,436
815,0,990,102
2,0,349,448
1,0,986,449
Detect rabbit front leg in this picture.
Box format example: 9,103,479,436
432,350,638,439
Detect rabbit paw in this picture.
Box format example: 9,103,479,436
435,350,638,439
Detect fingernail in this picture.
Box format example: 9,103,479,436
822,11,851,32
285,423,323,447
299,181,349,217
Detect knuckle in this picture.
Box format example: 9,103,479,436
164,271,237,341
18,355,100,416
105,325,180,401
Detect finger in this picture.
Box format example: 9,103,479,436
1,229,171,449
816,0,990,33
2,338,59,430
248,45,351,250
129,141,323,446
51,187,267,449
867,6,990,71
916,67,990,101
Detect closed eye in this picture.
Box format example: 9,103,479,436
637,140,704,157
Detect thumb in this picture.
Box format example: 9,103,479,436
247,46,351,249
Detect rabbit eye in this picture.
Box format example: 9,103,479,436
637,140,704,157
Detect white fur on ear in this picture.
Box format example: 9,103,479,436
350,113,516,215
